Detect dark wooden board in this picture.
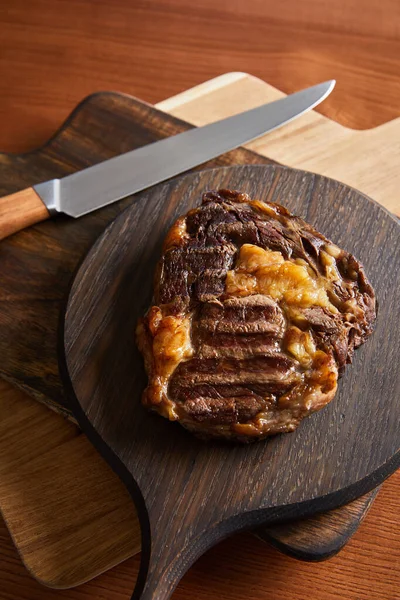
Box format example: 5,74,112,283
0,92,274,417
62,164,400,599
258,487,379,561
0,92,384,571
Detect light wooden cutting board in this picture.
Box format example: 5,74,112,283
0,72,398,590
158,73,400,215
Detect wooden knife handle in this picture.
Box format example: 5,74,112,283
0,187,50,240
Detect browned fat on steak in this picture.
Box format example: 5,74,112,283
136,189,376,442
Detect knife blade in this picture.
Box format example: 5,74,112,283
0,80,335,240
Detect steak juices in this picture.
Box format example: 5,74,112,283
137,190,375,442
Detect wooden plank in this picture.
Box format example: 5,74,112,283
1,0,400,156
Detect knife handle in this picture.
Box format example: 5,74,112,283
0,187,50,240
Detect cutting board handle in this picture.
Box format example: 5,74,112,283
0,187,50,239
131,517,195,600
131,515,220,600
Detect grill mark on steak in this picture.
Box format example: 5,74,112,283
174,354,297,381
137,189,376,441
185,395,266,424
198,295,285,334
194,294,285,361
158,244,236,306
196,332,279,360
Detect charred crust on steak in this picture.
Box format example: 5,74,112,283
136,189,376,442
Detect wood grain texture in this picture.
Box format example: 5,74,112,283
1,471,399,600
0,379,139,589
1,0,400,155
0,187,49,240
62,164,400,599
257,487,379,561
158,73,400,216
1,0,399,593
0,80,393,590
0,375,379,590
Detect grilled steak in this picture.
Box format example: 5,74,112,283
136,189,376,442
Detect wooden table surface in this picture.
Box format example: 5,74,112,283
0,1,399,599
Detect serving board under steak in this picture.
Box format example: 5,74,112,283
62,164,400,599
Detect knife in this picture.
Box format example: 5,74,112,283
0,80,335,240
